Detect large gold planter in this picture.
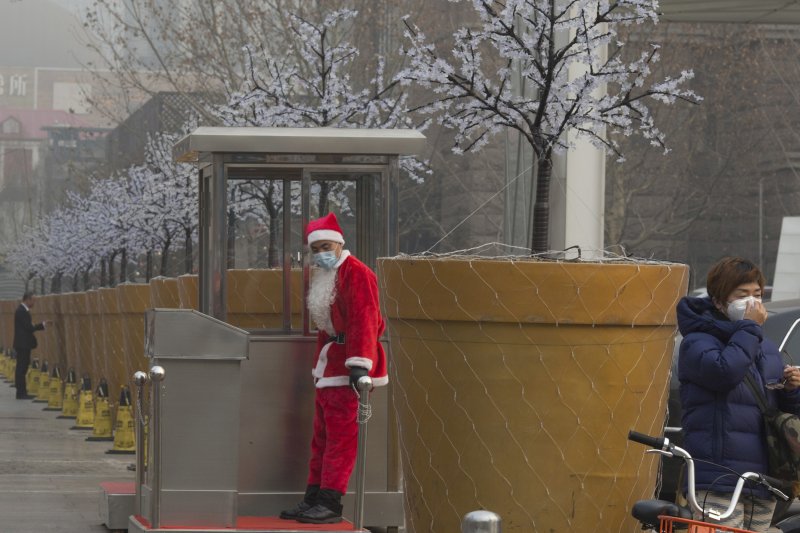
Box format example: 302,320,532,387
173,271,303,329
150,277,181,308
85,290,105,388
116,284,152,379
227,269,302,329
176,274,198,310
60,293,82,377
100,288,126,400
0,300,15,351
378,257,688,533
38,295,66,373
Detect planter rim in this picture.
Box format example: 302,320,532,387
378,256,689,327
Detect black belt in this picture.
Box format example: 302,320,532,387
327,333,345,344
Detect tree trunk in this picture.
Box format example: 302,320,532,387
108,253,117,287
160,242,170,276
605,168,627,248
120,248,128,284
268,212,280,268
100,259,107,288
51,273,61,294
317,182,330,216
83,268,90,290
530,154,553,254
72,274,79,292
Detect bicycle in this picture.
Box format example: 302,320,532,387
628,429,792,533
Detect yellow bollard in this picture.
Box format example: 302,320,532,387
0,351,9,381
34,361,50,403
58,369,79,419
71,375,94,430
44,366,63,411
27,358,40,396
87,379,113,441
106,386,136,455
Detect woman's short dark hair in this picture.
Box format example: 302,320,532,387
706,257,765,304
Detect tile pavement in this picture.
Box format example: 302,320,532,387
0,377,131,532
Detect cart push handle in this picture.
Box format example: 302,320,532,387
353,376,373,531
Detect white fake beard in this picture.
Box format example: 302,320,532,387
307,267,337,334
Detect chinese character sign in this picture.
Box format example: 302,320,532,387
0,68,35,107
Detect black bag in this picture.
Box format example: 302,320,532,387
743,373,800,490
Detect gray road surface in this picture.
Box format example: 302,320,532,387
0,378,131,533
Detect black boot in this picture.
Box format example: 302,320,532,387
296,488,343,524
279,484,319,520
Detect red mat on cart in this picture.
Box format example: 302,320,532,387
135,515,361,531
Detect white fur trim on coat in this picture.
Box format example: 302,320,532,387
307,229,344,245
315,375,350,388
315,375,389,388
370,375,388,387
312,342,331,379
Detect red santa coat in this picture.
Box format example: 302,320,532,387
312,251,388,388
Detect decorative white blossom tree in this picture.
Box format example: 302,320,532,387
219,8,428,215
128,130,199,278
7,145,196,289
399,0,701,253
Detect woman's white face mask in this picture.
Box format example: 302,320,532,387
726,295,761,321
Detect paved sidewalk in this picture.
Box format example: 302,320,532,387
0,378,131,533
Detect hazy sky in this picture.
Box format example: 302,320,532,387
0,0,98,69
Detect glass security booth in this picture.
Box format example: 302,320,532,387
126,127,425,533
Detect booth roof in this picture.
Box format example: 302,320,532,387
660,0,800,24
173,127,427,162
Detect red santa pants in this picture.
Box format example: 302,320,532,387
306,386,359,494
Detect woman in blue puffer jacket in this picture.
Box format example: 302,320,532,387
678,257,800,532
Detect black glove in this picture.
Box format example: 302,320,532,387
349,366,369,390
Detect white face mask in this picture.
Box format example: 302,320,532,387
312,250,338,270
726,295,760,321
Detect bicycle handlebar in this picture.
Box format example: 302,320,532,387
628,430,668,450
629,428,791,521
757,474,792,501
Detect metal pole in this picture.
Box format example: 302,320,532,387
353,376,373,531
149,365,166,528
200,155,227,321
462,510,502,533
132,371,148,517
759,179,763,268
301,169,311,337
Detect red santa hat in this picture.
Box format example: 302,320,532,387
305,212,345,245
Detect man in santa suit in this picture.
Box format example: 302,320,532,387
280,212,388,524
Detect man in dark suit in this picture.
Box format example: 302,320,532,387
13,292,45,399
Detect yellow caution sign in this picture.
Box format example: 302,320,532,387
0,352,9,381
71,375,94,430
87,380,113,441
107,386,136,455
44,366,63,411
27,359,40,396
34,361,50,403
58,369,79,419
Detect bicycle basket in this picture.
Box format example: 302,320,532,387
659,515,756,533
